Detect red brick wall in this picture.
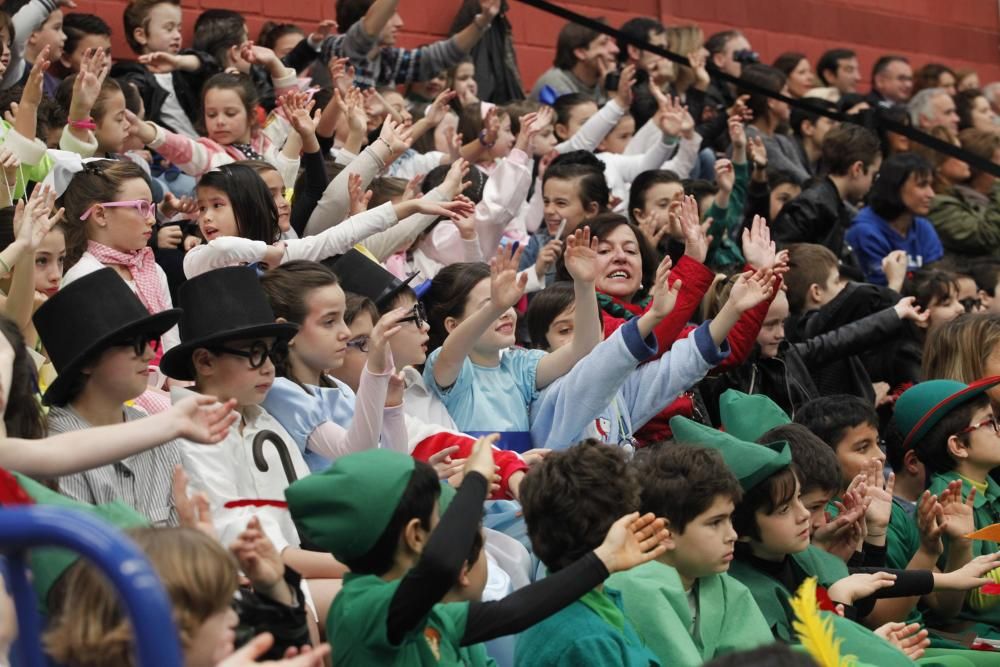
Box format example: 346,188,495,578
80,0,1000,92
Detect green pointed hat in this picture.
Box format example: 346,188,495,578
719,389,791,443
669,416,792,492
286,449,419,562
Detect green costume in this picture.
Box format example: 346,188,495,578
704,161,749,268
728,545,913,666
610,560,771,665
514,587,661,666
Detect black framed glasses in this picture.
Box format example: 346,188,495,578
346,336,370,353
113,333,158,357
398,302,427,328
209,340,276,368
957,415,1000,436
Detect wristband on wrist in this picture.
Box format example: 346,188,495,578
69,118,97,130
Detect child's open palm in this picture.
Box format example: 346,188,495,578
74,47,110,110
379,116,414,156
172,465,216,538
727,268,776,313
463,434,498,492
915,490,945,556
563,226,599,283
347,173,373,216
648,256,682,320
20,45,50,109
594,512,669,573
15,184,62,251
862,459,894,533
424,89,457,127
171,395,239,444
939,479,977,540
679,195,712,263
874,622,929,661
490,243,528,309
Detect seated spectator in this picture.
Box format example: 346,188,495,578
789,98,838,177
772,51,814,98
955,88,999,132
913,126,1000,261
867,55,914,108
740,64,810,185
816,48,861,96
616,17,671,129
908,87,960,135
773,123,882,274
846,153,944,285
528,20,618,105
913,62,957,97
956,68,981,92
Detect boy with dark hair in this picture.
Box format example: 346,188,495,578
286,439,667,665
515,440,669,665
968,258,1000,314
789,98,837,177
529,20,618,104
773,123,882,275
609,445,772,666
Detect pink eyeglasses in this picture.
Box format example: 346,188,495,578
79,200,157,221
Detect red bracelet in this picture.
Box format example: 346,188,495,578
69,118,97,130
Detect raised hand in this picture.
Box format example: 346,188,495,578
20,45,50,110
239,41,280,71
230,516,287,592
812,501,866,562
614,64,637,108
647,256,681,320
534,237,563,279
428,444,465,482
170,395,239,444
423,89,458,127
727,268,776,313
747,136,768,171
329,56,355,97
915,490,945,556
874,622,929,661
594,512,670,573
741,215,779,270
657,94,694,138
490,243,528,309
463,434,498,492
161,192,198,220
714,158,735,194
687,48,711,88
882,249,908,291
0,148,17,192
520,106,554,155
15,184,63,251
939,479,977,541
728,114,747,152
310,19,338,45
862,459,894,539
480,106,500,147
440,158,470,199
678,195,712,263
367,307,408,374
563,226,599,283
402,174,426,202
171,465,216,538
281,90,318,139
347,173,373,216
637,208,669,248
404,196,476,222
379,116,415,157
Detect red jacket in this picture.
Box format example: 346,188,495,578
599,255,775,444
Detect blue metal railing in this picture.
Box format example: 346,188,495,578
0,506,182,666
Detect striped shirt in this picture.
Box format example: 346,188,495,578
47,405,181,526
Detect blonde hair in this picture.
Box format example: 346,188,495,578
666,24,704,91
700,272,737,321
45,527,239,667
922,313,1000,383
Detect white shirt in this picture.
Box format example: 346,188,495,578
172,387,310,553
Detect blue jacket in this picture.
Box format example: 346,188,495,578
530,319,728,450
846,206,944,285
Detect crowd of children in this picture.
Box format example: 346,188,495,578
0,0,999,664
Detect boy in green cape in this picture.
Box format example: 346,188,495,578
285,437,669,666
609,444,773,665
669,416,923,666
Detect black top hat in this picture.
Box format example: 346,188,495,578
325,249,417,309
33,268,181,406
160,267,298,381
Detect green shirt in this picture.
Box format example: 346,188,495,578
610,560,771,666
329,571,493,667
704,161,749,269
514,587,660,666
929,471,1000,626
